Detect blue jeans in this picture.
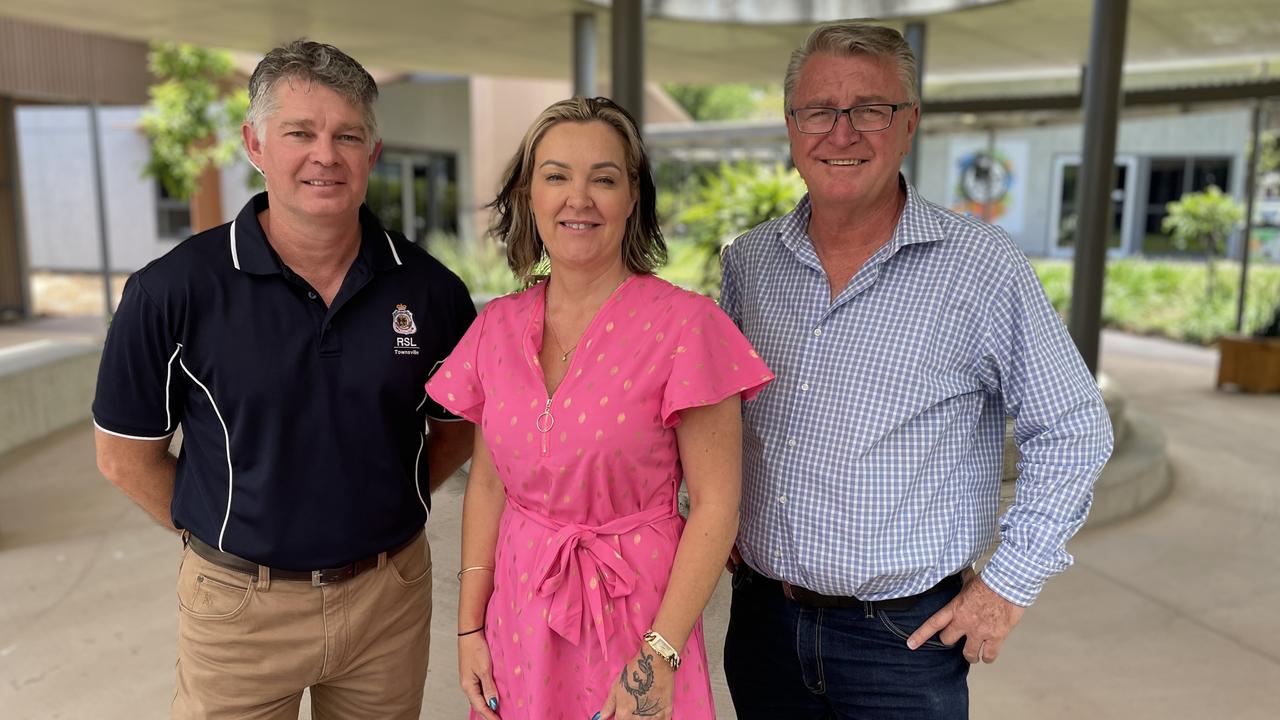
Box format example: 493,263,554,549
724,564,969,720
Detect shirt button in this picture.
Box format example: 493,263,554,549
800,382,810,392
775,549,783,557
307,291,318,300
787,438,797,447
778,495,787,505
813,328,823,337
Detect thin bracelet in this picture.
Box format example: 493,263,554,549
456,565,495,581
457,625,486,637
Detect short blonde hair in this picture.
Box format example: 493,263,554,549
489,97,665,284
784,23,919,110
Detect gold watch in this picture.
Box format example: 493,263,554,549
642,630,681,671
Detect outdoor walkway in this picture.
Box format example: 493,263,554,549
0,331,1276,718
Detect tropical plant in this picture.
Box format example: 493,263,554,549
140,43,250,203
425,234,521,298
675,162,806,295
662,83,781,122
1161,186,1244,301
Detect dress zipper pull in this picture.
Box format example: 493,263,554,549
536,398,554,455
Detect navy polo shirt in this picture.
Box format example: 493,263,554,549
93,193,475,570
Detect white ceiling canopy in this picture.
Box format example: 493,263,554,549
595,0,1012,24
0,0,1276,88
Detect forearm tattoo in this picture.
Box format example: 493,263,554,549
620,650,661,716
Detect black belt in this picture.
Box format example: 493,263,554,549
186,531,420,587
742,564,963,612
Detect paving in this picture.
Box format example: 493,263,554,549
0,330,1276,719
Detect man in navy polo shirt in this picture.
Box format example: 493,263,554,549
92,40,475,718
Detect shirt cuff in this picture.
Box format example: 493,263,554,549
981,544,1055,608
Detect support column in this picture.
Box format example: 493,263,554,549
574,12,598,98
88,103,114,320
1068,0,1129,375
0,96,28,320
190,135,224,234
1235,99,1264,333
904,22,926,185
610,0,644,126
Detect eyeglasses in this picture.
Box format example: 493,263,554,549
788,102,914,134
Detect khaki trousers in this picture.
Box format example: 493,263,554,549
173,533,432,720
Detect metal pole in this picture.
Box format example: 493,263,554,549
611,0,644,127
904,21,926,185
1235,99,1264,334
574,12,598,97
983,125,997,222
1068,0,1129,376
2,96,32,319
87,102,114,320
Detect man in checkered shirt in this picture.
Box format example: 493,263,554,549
720,23,1114,719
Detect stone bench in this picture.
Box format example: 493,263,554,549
0,338,101,457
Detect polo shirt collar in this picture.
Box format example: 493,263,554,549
775,175,944,257
228,192,405,276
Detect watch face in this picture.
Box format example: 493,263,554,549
960,153,1010,205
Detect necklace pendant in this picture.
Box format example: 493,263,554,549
561,352,570,362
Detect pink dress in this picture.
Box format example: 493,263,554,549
427,273,772,719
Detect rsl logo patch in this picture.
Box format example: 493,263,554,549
392,304,417,335
392,304,420,356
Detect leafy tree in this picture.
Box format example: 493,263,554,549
140,43,250,202
677,162,806,294
663,83,780,122
1162,185,1244,301
1258,129,1279,175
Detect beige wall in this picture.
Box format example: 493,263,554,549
0,17,149,104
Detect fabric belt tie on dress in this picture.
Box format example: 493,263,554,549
510,499,677,661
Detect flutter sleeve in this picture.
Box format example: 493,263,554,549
425,303,490,424
660,293,774,429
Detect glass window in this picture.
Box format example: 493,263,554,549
155,182,191,240
1054,162,1126,251
1141,157,1232,256
365,150,459,245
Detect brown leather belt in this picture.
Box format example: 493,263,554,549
186,531,420,587
742,564,962,612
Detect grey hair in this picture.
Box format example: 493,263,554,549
783,23,919,111
246,39,380,146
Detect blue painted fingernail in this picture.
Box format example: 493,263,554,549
488,697,499,711
591,713,602,720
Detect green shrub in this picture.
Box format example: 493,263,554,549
672,162,806,296
425,235,521,298
1032,259,1280,345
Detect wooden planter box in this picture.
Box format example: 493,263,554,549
1216,335,1280,393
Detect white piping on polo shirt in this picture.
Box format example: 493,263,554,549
91,342,183,441
235,221,402,269
229,219,241,270
92,421,174,441
163,344,181,431
178,356,235,551
384,231,402,266
413,419,429,519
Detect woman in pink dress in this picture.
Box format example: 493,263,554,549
426,97,772,720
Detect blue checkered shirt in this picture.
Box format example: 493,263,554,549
721,183,1113,607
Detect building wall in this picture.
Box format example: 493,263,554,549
17,106,166,273
915,106,1252,257
376,77,474,241
0,18,149,104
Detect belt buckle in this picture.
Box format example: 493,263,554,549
311,566,354,587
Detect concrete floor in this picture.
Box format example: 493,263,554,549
1,331,1277,719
